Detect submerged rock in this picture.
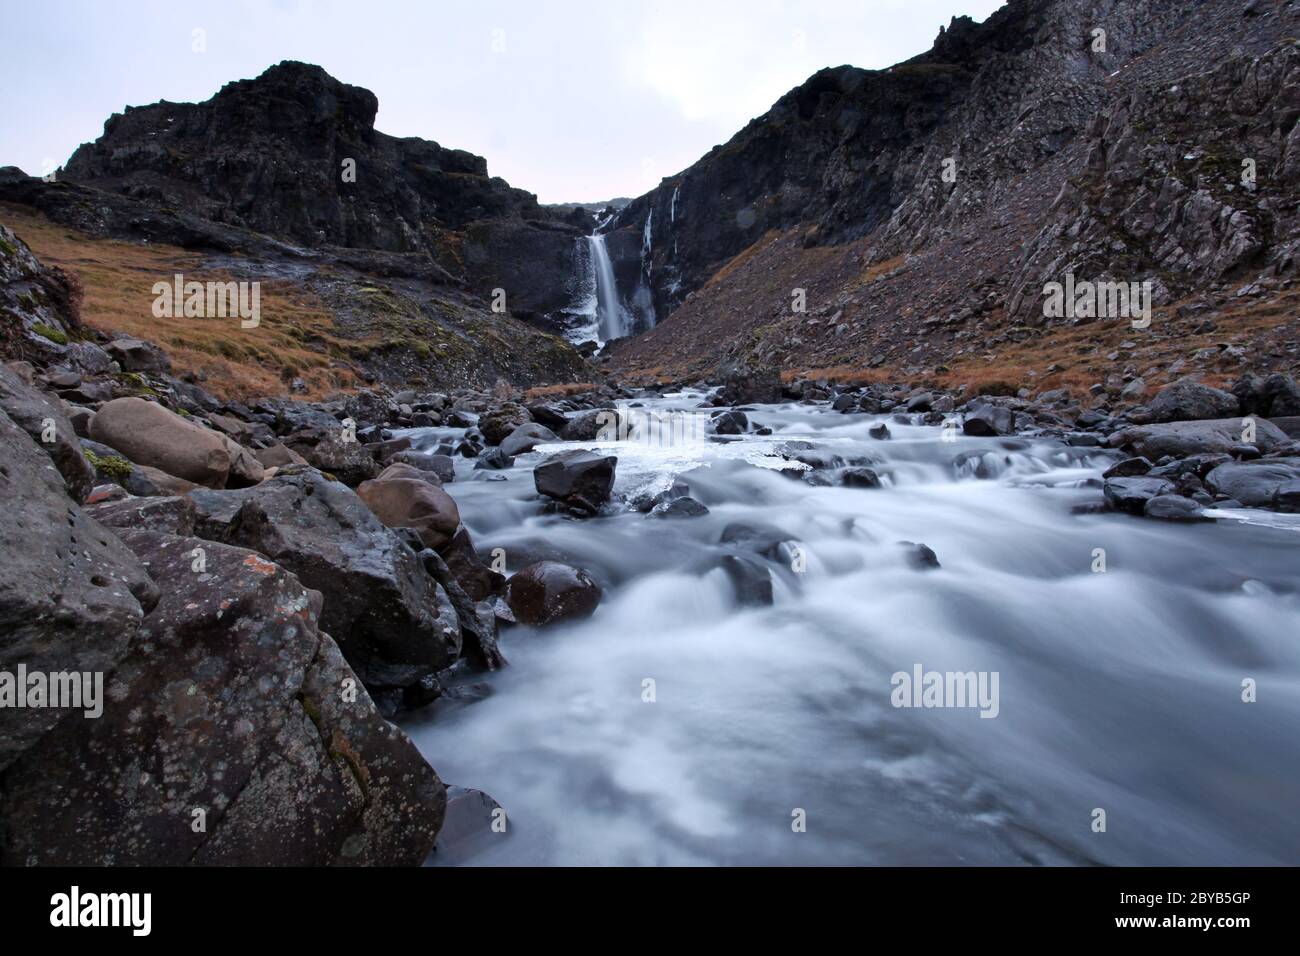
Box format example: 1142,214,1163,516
505,561,602,626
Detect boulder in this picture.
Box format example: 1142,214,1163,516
1103,476,1177,515
1147,380,1240,423
505,561,602,626
254,443,309,469
104,337,170,373
499,422,558,457
0,363,95,502
1204,458,1300,510
534,449,617,515
710,410,748,435
841,467,882,488
357,474,461,550
479,403,531,445
218,434,265,487
0,407,159,773
1144,495,1212,522
647,496,710,519
387,450,455,483
286,429,379,486
1102,456,1153,478
963,405,1015,436
1111,418,1291,459
0,530,444,865
87,493,197,535
439,526,505,602
559,408,615,441
718,362,782,404
90,396,231,487
195,470,461,686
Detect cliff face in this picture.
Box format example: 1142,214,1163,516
58,61,593,324
609,0,1300,392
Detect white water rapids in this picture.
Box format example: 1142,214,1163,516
403,391,1300,866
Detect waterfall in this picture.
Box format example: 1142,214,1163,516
641,209,654,278
588,233,627,341
670,184,680,223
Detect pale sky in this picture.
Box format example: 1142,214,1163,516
1,0,1005,204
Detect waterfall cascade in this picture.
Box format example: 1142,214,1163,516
588,233,629,342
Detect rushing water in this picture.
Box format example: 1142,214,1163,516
404,391,1300,866
587,234,626,342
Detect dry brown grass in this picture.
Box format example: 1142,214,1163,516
523,381,597,399
1,203,359,400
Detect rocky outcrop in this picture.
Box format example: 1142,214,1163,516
1009,42,1300,323
58,61,587,323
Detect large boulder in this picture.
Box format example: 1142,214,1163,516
1103,476,1177,515
0,530,445,865
559,408,615,441
479,403,531,446
1205,458,1300,510
285,429,379,486
718,362,782,404
104,337,170,373
505,561,601,626
1147,380,1240,423
963,405,1015,436
439,526,505,602
357,474,461,550
192,469,461,686
90,396,232,487
0,363,95,501
0,407,159,773
534,449,617,515
1110,418,1292,459
87,493,197,535
499,422,558,457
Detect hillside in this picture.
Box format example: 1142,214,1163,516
605,0,1300,399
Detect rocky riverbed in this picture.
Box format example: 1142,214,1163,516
4,319,1300,863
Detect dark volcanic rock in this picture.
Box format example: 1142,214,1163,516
60,61,585,319
195,469,461,686
0,407,158,773
1103,476,1178,515
87,493,197,535
1144,495,1213,522
505,561,602,626
1146,380,1241,423
1111,418,1292,459
534,449,617,515
963,405,1014,437
1205,458,1300,510
0,530,444,865
0,363,95,502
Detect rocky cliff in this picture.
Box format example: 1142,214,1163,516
608,0,1300,395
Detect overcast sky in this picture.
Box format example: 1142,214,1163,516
2,0,1005,204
